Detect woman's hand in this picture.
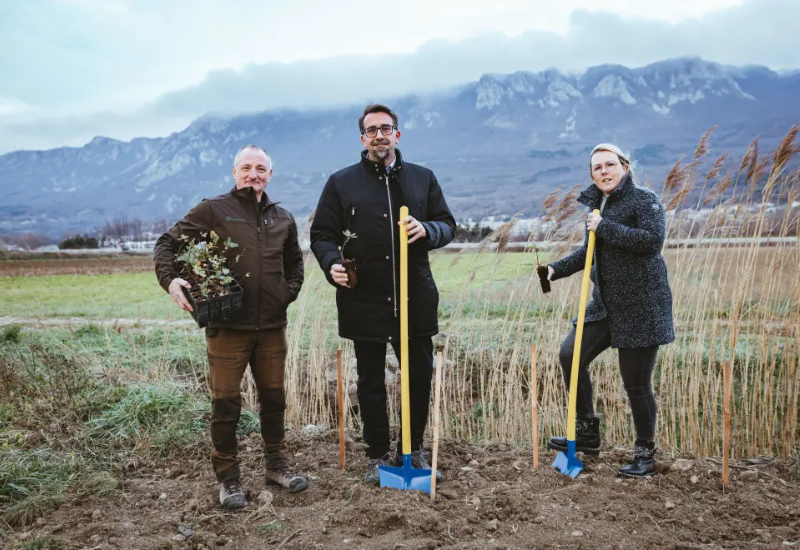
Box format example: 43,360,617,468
548,265,554,281
587,211,602,232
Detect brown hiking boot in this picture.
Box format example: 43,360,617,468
265,465,309,493
219,478,247,509
264,447,309,493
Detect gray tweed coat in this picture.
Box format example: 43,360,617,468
549,172,675,349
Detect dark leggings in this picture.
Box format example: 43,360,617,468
559,319,659,444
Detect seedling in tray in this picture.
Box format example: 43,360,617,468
176,231,246,327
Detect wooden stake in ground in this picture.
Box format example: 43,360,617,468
430,351,444,499
531,343,538,469
722,361,732,488
337,349,345,470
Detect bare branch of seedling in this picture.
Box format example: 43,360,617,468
339,230,357,260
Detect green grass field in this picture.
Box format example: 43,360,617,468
0,252,542,320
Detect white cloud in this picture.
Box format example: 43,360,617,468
0,97,31,116
0,0,797,154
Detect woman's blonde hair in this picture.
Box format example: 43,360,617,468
590,143,638,185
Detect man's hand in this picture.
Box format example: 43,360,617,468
168,278,194,312
587,211,602,232
399,215,427,244
330,263,350,288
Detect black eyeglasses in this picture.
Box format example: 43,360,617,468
362,125,396,138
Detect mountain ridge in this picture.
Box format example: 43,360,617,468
2,57,799,237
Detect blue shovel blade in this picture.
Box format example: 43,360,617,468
379,454,433,493
552,440,584,478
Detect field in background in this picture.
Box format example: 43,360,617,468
1,241,798,459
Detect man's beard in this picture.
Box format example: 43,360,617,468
371,144,391,162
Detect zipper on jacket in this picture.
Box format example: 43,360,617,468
385,176,398,318
252,193,263,329
253,198,263,242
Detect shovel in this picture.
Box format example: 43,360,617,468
553,208,600,479
379,205,434,493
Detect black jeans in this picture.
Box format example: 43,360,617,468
559,320,659,444
353,337,434,458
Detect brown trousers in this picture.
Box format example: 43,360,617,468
206,327,287,482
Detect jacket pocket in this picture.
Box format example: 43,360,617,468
344,205,356,234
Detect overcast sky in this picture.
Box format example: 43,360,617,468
2,0,799,154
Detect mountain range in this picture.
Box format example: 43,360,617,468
2,56,799,237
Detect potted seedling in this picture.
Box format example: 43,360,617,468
339,229,358,288
175,231,246,327
532,245,550,294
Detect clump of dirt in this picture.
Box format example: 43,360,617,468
4,430,799,549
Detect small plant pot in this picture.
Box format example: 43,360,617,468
182,280,244,328
341,258,358,288
537,265,551,294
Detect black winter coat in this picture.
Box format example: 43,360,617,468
550,172,675,349
310,150,456,343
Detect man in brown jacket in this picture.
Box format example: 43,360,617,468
154,144,308,509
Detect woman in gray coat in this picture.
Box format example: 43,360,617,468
545,143,674,477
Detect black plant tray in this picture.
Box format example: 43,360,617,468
182,280,243,328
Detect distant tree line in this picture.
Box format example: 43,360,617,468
453,223,493,243
53,217,175,250
59,234,99,249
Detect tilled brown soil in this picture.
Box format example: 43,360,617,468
3,431,799,549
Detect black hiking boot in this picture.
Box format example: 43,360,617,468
392,449,443,482
547,416,601,456
364,452,393,486
618,441,657,478
219,478,247,510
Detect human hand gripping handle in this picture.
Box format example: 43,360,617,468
586,211,602,233
541,206,598,290
168,278,194,312
399,214,427,244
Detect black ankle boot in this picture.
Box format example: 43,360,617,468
618,441,656,478
547,416,601,456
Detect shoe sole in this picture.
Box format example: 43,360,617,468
220,499,247,510
617,472,656,479
546,442,600,456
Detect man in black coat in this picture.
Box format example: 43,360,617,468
310,103,456,485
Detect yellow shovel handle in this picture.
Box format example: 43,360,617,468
399,205,411,456
567,209,600,440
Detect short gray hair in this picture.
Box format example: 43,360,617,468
590,143,638,185
233,144,272,169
